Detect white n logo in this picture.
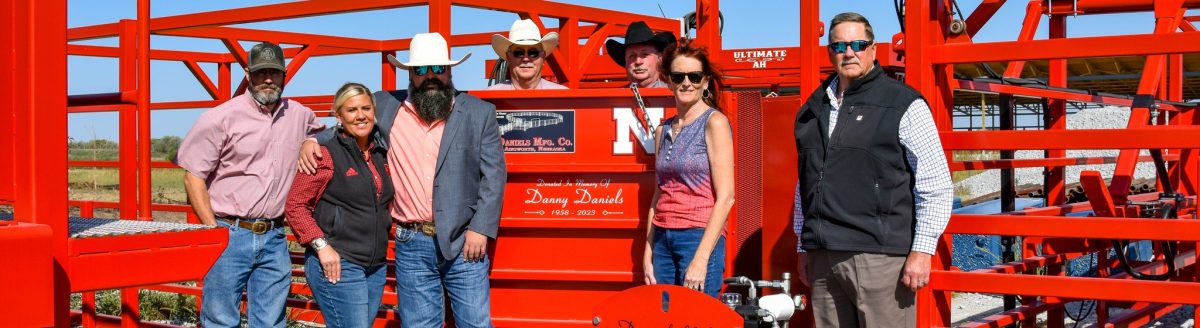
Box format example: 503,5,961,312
613,107,665,155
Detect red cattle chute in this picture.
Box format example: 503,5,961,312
591,284,743,327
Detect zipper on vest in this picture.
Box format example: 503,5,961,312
367,152,382,268
813,104,858,249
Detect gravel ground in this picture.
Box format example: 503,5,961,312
956,106,1159,202
953,293,1196,327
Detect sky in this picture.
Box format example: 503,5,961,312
65,0,1162,141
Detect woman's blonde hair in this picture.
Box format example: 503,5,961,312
333,82,375,114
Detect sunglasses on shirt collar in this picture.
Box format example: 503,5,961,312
828,40,874,53
412,65,448,76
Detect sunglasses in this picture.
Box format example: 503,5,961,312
413,65,447,76
828,40,874,53
510,48,541,59
669,71,706,84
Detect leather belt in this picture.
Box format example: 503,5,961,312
217,216,283,235
398,221,436,236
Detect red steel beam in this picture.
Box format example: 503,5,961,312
950,155,1176,171
68,44,227,63
69,161,180,169
1110,1,1183,203
1002,1,1044,78
1046,14,1069,209
137,0,151,222
930,32,1200,64
283,45,318,86
1044,0,1200,15
945,214,1200,240
452,0,676,32
183,61,220,100
429,0,450,37
931,271,1200,305
970,254,1070,274
955,79,1194,112
957,302,1061,328
157,26,380,51
11,0,72,325
941,127,1200,150
67,0,430,41
965,0,1008,37
118,20,137,224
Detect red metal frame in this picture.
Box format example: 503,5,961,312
897,0,1200,326
13,0,1200,327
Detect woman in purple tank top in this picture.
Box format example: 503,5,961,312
643,40,735,297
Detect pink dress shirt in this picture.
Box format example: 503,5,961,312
177,93,325,219
484,78,568,90
387,100,449,223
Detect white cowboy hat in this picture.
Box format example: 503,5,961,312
490,19,560,58
387,32,471,70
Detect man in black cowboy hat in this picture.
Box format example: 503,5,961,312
606,21,677,88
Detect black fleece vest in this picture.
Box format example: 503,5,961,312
314,130,394,267
794,65,923,255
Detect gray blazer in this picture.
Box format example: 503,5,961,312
318,90,506,261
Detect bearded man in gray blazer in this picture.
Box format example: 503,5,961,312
300,32,506,328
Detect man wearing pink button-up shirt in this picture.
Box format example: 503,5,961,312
301,33,506,328
178,42,325,328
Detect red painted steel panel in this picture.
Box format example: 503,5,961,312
941,127,1200,151
482,93,681,325
67,228,228,292
591,285,743,327
759,95,810,326
0,223,55,326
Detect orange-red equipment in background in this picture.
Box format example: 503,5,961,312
9,0,1200,327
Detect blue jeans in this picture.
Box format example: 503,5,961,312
201,219,291,328
304,251,386,328
651,227,726,297
393,225,493,328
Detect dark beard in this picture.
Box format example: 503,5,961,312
409,78,454,124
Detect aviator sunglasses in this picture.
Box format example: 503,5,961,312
669,71,706,84
510,48,541,58
828,40,873,53
413,65,448,76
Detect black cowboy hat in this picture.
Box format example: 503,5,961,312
605,21,677,67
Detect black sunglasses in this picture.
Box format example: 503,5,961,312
669,71,706,84
510,48,541,58
828,40,873,53
413,65,447,76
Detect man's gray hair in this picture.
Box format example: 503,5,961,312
829,12,875,42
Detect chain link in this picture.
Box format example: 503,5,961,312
630,82,656,140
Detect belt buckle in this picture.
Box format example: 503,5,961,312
250,221,271,235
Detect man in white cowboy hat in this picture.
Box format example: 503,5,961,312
486,19,567,90
299,32,506,328
606,21,677,88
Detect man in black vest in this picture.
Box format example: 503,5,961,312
792,12,953,327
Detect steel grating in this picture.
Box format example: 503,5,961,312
68,217,215,238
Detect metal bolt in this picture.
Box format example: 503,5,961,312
948,19,966,35
592,316,601,326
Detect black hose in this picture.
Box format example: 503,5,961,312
1110,203,1178,281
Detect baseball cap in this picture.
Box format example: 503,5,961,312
247,42,286,73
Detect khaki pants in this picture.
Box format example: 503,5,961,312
807,249,915,328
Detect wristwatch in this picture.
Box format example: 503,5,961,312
311,238,329,251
